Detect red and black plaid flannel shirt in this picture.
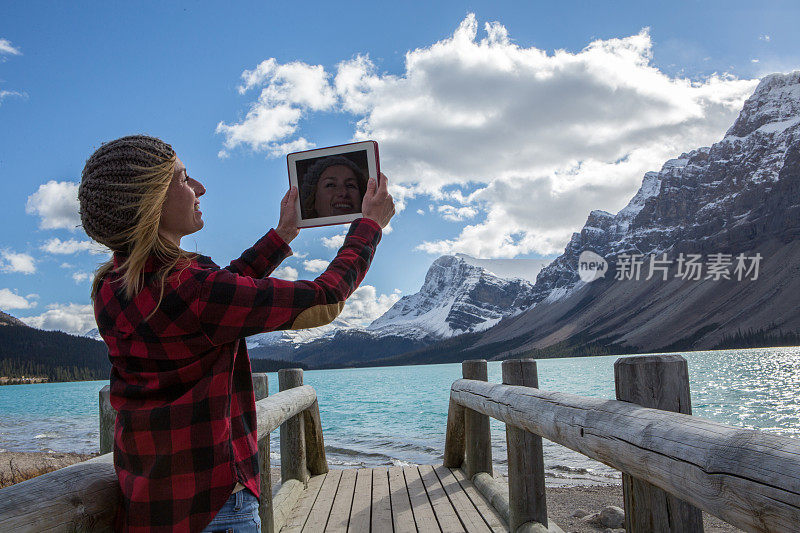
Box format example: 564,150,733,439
94,218,381,532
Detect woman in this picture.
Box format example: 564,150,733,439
79,135,394,532
300,155,368,218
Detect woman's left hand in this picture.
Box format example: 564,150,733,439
275,187,300,244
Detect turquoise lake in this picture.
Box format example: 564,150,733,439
1,347,798,486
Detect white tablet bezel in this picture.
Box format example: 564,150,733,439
287,141,379,228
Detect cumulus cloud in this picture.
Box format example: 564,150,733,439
0,250,35,274
40,238,109,255
22,303,96,335
0,289,36,310
273,265,298,281
72,271,90,284
438,205,479,222
320,232,347,250
338,285,402,326
216,59,336,157
220,15,759,257
26,180,81,231
303,259,329,273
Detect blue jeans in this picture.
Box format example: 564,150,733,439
202,489,261,533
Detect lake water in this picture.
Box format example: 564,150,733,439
1,347,798,486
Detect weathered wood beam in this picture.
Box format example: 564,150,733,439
279,369,310,484
471,472,564,533
443,398,465,468
615,355,704,532
462,360,493,479
303,399,328,476
450,378,800,532
255,385,317,438
503,358,548,530
0,453,117,531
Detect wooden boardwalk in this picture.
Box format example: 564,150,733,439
281,466,508,532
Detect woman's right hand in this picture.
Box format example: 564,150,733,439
361,172,395,228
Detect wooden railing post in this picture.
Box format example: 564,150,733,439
443,398,465,468
303,397,329,475
278,368,310,484
251,373,273,532
462,359,492,479
98,385,114,455
615,355,704,533
502,359,547,530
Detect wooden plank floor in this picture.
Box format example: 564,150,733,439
281,466,508,532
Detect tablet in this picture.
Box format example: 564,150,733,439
287,141,380,228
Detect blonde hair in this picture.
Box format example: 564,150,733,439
90,153,195,314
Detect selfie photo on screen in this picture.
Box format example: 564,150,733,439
287,141,379,228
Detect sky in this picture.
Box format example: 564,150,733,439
1,1,799,335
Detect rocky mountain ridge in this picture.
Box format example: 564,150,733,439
527,72,800,307
367,255,538,339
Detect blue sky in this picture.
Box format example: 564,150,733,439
1,1,798,334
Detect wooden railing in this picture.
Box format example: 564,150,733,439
0,370,327,533
3,356,798,532
443,356,800,533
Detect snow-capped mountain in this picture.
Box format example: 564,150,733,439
245,315,361,351
367,255,539,340
527,71,800,307
459,71,800,355
247,255,544,365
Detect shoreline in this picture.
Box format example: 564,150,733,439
0,451,742,532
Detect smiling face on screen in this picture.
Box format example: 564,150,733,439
313,165,362,217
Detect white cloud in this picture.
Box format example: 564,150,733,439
759,34,771,42
216,59,336,157
438,205,478,222
221,15,759,257
273,265,298,281
26,180,81,231
60,262,73,269
20,303,97,335
303,259,329,273
0,250,35,274
416,208,425,215
321,232,347,249
72,271,90,284
339,285,402,326
40,237,109,255
0,89,25,105
21,303,96,335
0,289,36,310
0,38,21,56
267,137,315,158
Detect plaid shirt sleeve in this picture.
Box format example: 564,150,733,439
221,228,292,278
196,218,382,346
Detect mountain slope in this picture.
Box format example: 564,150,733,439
367,255,539,339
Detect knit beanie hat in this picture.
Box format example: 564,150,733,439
79,135,175,250
300,155,367,209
